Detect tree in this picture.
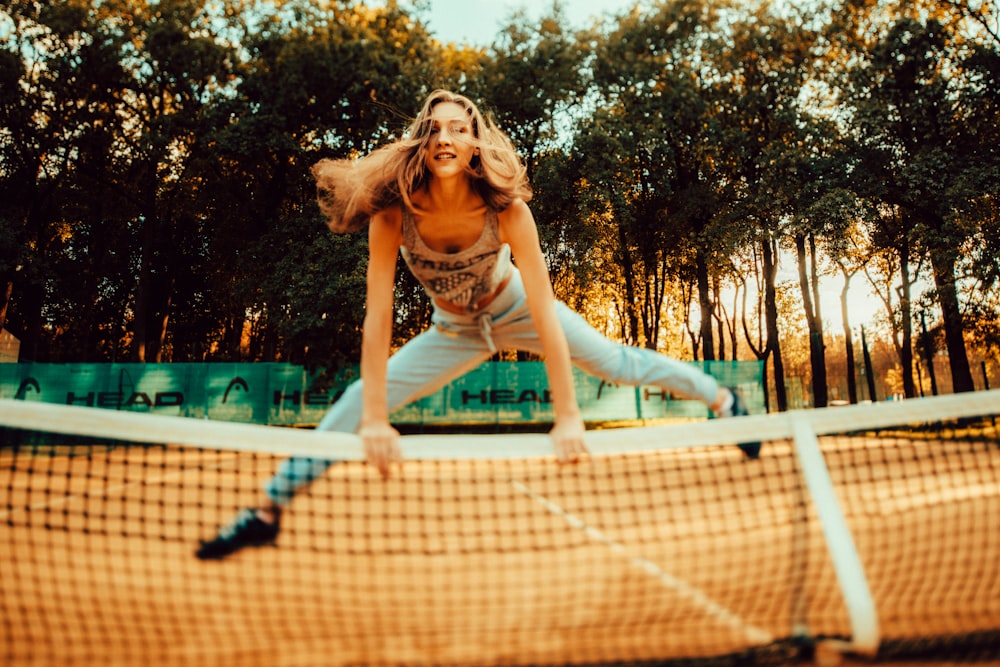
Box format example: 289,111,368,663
712,2,820,408
0,1,145,360
582,0,736,353
838,12,991,393
2,0,997,397
830,0,1000,395
468,3,593,324
211,0,445,366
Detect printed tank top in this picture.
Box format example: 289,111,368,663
399,207,513,313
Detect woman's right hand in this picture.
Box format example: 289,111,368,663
360,421,402,479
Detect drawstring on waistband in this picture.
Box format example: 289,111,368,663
477,312,497,355
434,313,498,354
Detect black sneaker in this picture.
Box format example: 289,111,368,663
196,508,280,560
727,387,762,460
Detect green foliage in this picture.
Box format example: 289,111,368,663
465,5,595,304
0,0,996,399
266,221,368,369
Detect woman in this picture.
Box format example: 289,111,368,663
196,90,757,560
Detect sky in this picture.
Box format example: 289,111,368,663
420,0,628,45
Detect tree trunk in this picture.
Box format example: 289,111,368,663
727,284,739,361
714,279,727,361
132,171,176,362
696,247,715,361
809,235,828,407
132,273,151,360
682,281,701,359
839,269,858,404
920,310,939,396
763,237,787,411
641,257,667,350
617,224,640,346
795,234,827,408
0,277,11,336
19,281,44,361
861,325,877,401
929,248,975,393
145,273,174,362
132,205,156,362
740,268,770,412
897,242,916,398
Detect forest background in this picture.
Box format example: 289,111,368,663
1,0,998,412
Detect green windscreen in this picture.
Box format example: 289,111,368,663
0,361,764,426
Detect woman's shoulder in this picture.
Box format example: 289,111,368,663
497,197,530,214
495,198,537,247
496,197,532,224
369,204,405,246
372,204,404,226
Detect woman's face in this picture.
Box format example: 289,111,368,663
423,101,478,179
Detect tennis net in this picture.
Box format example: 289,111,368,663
1,391,999,666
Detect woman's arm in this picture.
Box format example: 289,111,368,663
499,199,588,462
359,207,404,478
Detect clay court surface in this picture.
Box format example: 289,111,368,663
2,431,998,666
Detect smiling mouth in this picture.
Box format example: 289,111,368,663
435,153,457,160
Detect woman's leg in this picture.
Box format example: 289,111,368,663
196,323,495,559
264,323,496,505
490,298,759,458
492,300,720,404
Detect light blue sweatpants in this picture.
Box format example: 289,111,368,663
264,268,720,504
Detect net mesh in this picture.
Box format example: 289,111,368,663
2,393,999,666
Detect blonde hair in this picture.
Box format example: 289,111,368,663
312,90,532,233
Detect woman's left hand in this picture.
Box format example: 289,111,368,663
549,417,588,463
